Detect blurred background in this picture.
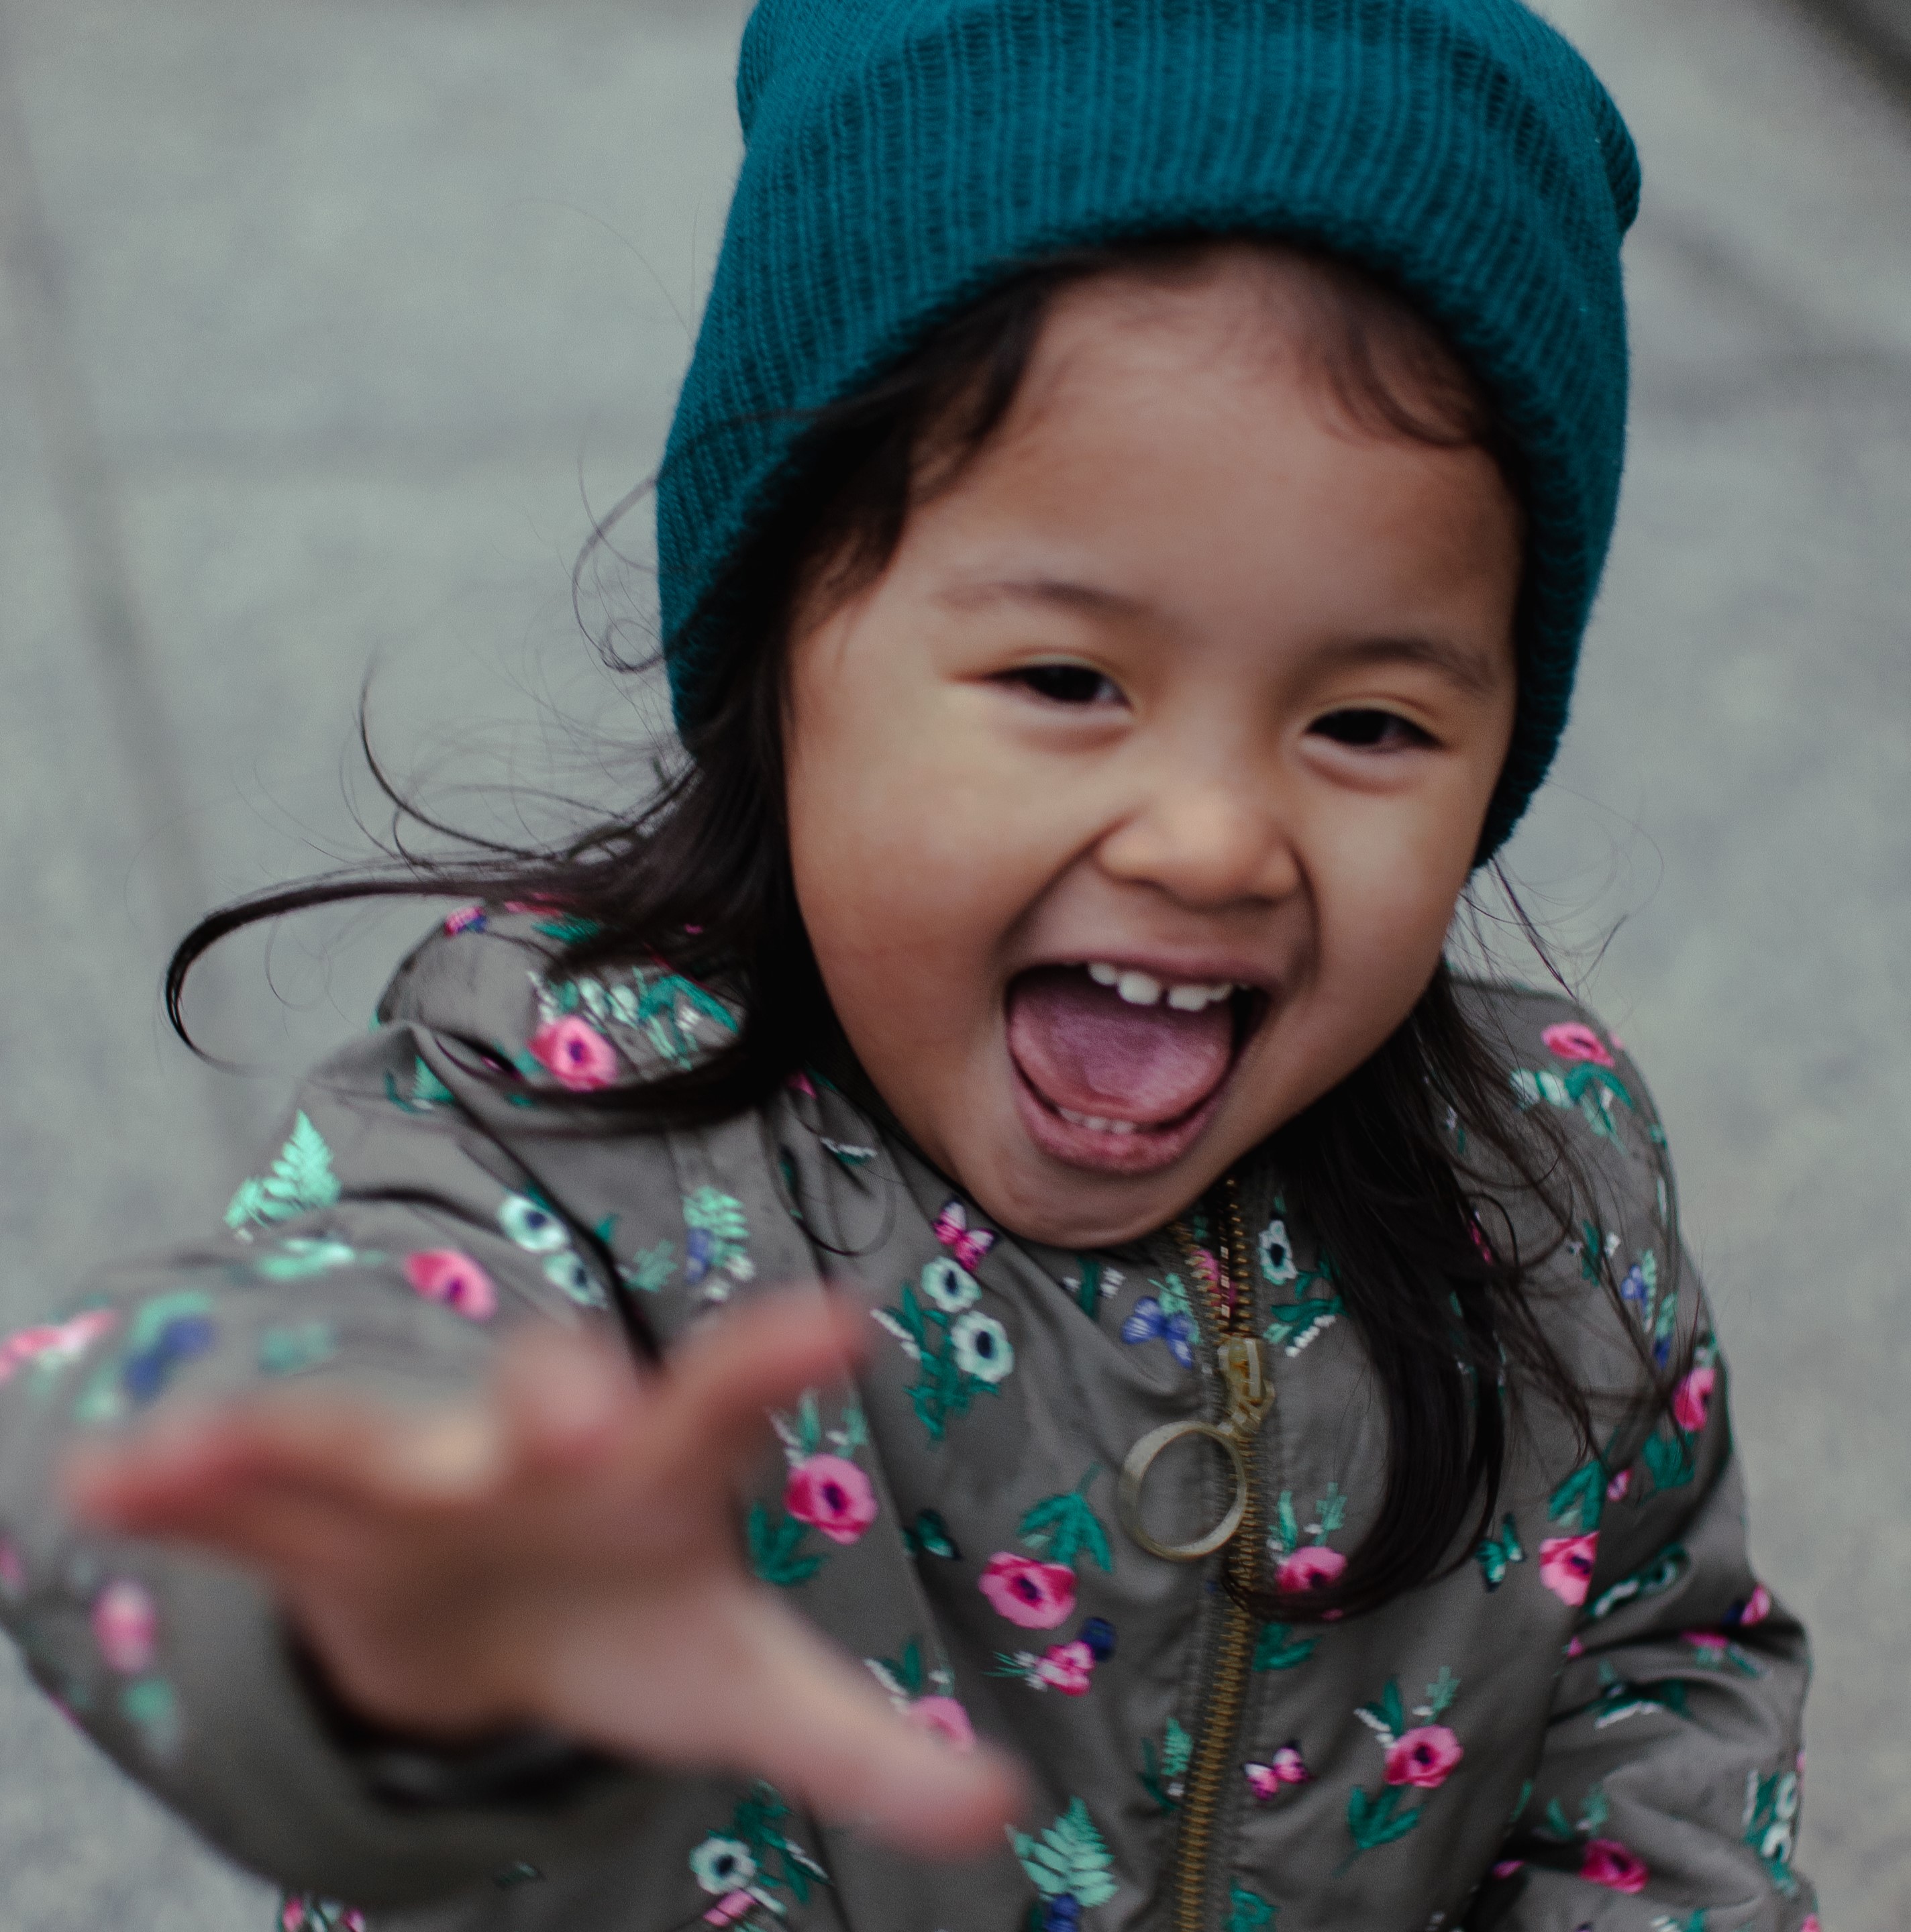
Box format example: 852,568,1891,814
0,0,1905,1923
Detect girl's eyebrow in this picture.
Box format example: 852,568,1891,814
935,575,1147,621
938,578,1501,696
1311,633,1504,698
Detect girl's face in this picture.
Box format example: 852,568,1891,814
784,249,1522,1248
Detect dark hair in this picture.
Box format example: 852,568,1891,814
168,235,1672,1622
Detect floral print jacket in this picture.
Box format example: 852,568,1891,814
0,912,1815,1932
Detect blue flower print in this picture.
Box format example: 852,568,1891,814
122,1317,215,1404
1121,1297,1196,1368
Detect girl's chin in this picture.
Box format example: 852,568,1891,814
1008,1061,1227,1178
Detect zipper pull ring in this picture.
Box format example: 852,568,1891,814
1217,1334,1274,1440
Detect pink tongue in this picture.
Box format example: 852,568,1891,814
1006,968,1234,1124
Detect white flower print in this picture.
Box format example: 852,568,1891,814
688,1835,756,1895
949,1310,1013,1383
920,1258,980,1313
1259,1218,1299,1287
497,1194,570,1253
541,1251,605,1309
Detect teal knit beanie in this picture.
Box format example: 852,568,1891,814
656,0,1640,856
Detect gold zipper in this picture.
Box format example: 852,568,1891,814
1170,1183,1267,1932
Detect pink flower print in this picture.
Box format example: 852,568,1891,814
1275,1545,1347,1594
1244,1743,1312,1799
1541,1021,1615,1067
1606,1468,1631,1502
978,1552,1076,1629
1684,1631,1729,1662
0,1538,22,1599
1384,1724,1464,1790
0,1309,118,1386
703,1894,755,1928
1565,1635,1585,1658
443,904,486,935
1580,1838,1648,1892
280,1907,368,1932
1673,1364,1716,1434
1490,1859,1525,1880
529,1016,621,1091
1539,1532,1599,1607
403,1250,498,1322
1732,1582,1773,1627
904,1695,976,1751
1801,1917,1821,1932
91,1580,158,1675
1035,1640,1096,1695
783,1455,878,1546
788,1071,818,1097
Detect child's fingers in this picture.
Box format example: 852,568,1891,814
65,1385,509,1536
721,1609,1027,1859
547,1587,1023,1861
658,1291,868,1470
493,1326,643,1475
66,1438,384,1580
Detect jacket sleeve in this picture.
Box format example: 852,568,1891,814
1468,1008,1816,1930
0,918,733,1907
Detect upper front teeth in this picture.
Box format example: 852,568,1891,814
1085,963,1237,1010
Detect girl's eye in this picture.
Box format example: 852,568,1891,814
1002,663,1123,707
1308,708,1434,750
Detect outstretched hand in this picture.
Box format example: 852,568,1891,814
65,1294,1022,1859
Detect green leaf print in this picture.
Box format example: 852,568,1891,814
1537,1781,1611,1845
683,1187,754,1293
872,1638,926,1700
730,1782,829,1904
223,1114,342,1231
1345,1783,1421,1852
1547,1458,1606,1535
1586,1543,1690,1623
1474,1513,1525,1591
1262,1293,1342,1358
1640,1424,1697,1493
1741,1767,1802,1896
534,913,603,945
1010,1799,1118,1907
383,1055,456,1114
1251,1622,1318,1672
599,969,739,1069
621,1240,675,1295
1226,1884,1276,1932
1139,1717,1192,1812
249,1237,365,1282
258,1323,338,1377
1360,1678,1406,1741
1072,1256,1104,1322
1421,1666,1459,1721
1019,1468,1113,1572
1273,1491,1301,1556
875,1271,1013,1443
745,1503,823,1589
902,1509,960,1560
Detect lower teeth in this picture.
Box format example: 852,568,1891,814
1057,1108,1140,1135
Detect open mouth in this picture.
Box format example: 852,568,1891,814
1004,963,1263,1175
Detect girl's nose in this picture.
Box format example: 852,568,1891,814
1094,781,1302,911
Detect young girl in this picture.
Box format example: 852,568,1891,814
1,1,1816,1927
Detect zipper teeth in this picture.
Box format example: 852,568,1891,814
1173,1185,1263,1932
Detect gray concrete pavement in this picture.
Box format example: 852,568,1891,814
0,0,1906,1923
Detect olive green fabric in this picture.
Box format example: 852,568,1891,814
0,915,1814,1928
